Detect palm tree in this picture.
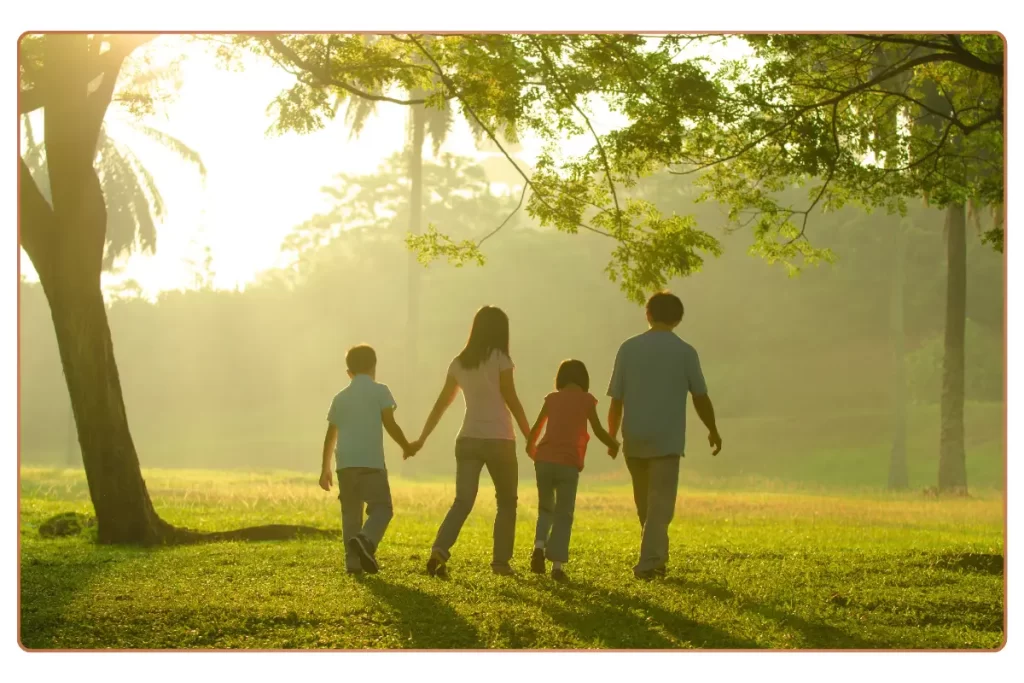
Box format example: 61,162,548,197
340,48,522,410
21,111,205,468
21,114,207,272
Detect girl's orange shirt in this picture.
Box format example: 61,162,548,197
534,389,598,471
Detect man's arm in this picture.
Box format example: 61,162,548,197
691,394,722,455
607,398,624,442
587,404,620,457
606,345,625,443
688,347,720,455
382,407,411,451
320,423,338,491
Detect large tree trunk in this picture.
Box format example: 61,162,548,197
21,34,169,544
65,402,77,467
41,260,170,543
21,34,347,546
406,105,426,407
888,216,909,490
938,203,968,493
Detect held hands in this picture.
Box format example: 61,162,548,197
526,442,538,459
708,430,723,456
403,439,424,460
319,468,333,492
608,440,620,459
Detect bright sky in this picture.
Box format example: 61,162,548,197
19,34,750,299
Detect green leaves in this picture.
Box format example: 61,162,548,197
242,33,1002,304
405,226,485,268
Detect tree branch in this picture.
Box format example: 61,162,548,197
19,157,55,264
478,183,527,247
404,34,612,239
20,33,156,115
528,36,623,233
262,36,445,106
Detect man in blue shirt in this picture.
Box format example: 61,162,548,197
607,292,722,579
319,344,416,574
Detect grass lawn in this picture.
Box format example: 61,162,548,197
19,468,1004,650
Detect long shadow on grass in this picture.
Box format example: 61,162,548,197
497,582,761,649
19,539,131,649
664,577,885,649
360,577,483,649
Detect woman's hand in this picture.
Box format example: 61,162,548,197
404,439,424,460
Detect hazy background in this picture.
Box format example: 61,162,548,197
18,37,1004,492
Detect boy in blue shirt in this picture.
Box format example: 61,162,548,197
607,292,723,580
319,344,416,574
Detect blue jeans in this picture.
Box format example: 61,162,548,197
534,461,580,563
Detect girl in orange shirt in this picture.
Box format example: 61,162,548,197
526,359,619,582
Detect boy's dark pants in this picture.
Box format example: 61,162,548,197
625,454,680,573
534,460,580,563
338,467,393,571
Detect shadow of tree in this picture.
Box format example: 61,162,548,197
933,552,1004,576
360,577,483,649
20,544,128,648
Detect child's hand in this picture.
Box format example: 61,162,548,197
608,440,620,459
319,468,333,492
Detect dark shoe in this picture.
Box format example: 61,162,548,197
492,563,515,576
426,551,448,578
634,568,657,581
346,567,363,575
530,548,546,574
654,565,667,578
551,568,569,583
348,535,379,574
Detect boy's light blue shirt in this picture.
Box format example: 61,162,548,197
327,374,397,470
607,330,708,459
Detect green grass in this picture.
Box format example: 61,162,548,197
19,468,1004,650
23,402,1005,493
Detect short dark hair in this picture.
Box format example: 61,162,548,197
346,344,377,374
555,359,590,392
646,291,684,325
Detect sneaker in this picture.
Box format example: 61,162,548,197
492,563,516,576
530,548,546,574
348,534,379,574
551,568,569,583
426,551,448,579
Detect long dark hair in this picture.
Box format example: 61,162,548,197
457,306,510,370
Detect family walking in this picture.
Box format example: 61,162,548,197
318,291,722,581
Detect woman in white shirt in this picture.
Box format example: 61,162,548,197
410,306,531,577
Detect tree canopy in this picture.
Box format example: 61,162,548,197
221,33,1002,302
